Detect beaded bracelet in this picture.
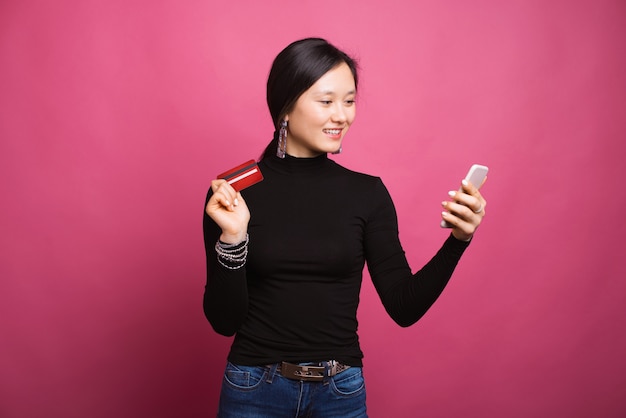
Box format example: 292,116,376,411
215,234,249,270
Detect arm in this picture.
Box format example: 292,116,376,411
202,181,250,336
365,180,472,327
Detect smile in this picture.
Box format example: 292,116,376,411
323,129,342,135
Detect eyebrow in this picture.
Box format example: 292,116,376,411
316,89,356,96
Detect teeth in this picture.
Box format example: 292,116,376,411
324,129,341,135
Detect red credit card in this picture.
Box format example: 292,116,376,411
217,159,264,192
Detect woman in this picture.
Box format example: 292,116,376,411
203,38,486,417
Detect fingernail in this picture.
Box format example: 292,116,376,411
225,200,230,207
448,191,456,198
462,179,469,187
441,201,448,207
442,211,448,217
234,198,239,206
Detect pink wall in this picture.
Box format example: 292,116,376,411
1,0,625,416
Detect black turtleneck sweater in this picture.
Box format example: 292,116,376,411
203,153,470,367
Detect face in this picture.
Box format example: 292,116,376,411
284,63,356,158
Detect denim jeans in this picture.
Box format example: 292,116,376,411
217,361,368,418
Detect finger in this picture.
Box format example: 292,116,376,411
443,200,475,223
461,179,488,209
441,210,476,236
443,199,485,234
447,190,484,215
442,205,482,241
462,176,487,192
211,179,228,193
469,189,487,215
206,191,236,216
460,179,480,196
212,179,239,200
206,194,228,215
234,191,245,208
212,181,238,207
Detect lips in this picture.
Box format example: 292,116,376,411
323,128,343,136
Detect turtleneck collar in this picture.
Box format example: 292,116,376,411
263,153,331,175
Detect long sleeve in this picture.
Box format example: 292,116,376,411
202,189,249,336
364,179,470,327
201,154,471,366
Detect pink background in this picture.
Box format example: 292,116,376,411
1,0,625,417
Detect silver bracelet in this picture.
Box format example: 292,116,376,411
217,234,249,249
215,234,249,269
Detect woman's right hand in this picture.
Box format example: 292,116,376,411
205,179,250,244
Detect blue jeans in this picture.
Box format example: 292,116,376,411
217,362,368,417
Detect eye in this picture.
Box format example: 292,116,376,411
319,100,332,105
345,99,356,106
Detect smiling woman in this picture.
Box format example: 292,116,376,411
282,63,356,157
262,38,359,160
202,37,487,417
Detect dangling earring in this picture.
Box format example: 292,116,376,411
332,146,343,155
277,120,287,159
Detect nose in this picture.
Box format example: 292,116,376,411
331,103,348,123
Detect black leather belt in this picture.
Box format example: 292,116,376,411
277,360,351,382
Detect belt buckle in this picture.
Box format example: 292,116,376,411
279,360,349,381
328,360,338,377
295,365,324,381
281,362,325,381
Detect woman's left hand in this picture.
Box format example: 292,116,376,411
441,179,487,241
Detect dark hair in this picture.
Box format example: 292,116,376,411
261,38,359,160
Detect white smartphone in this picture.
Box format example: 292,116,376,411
441,164,489,228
